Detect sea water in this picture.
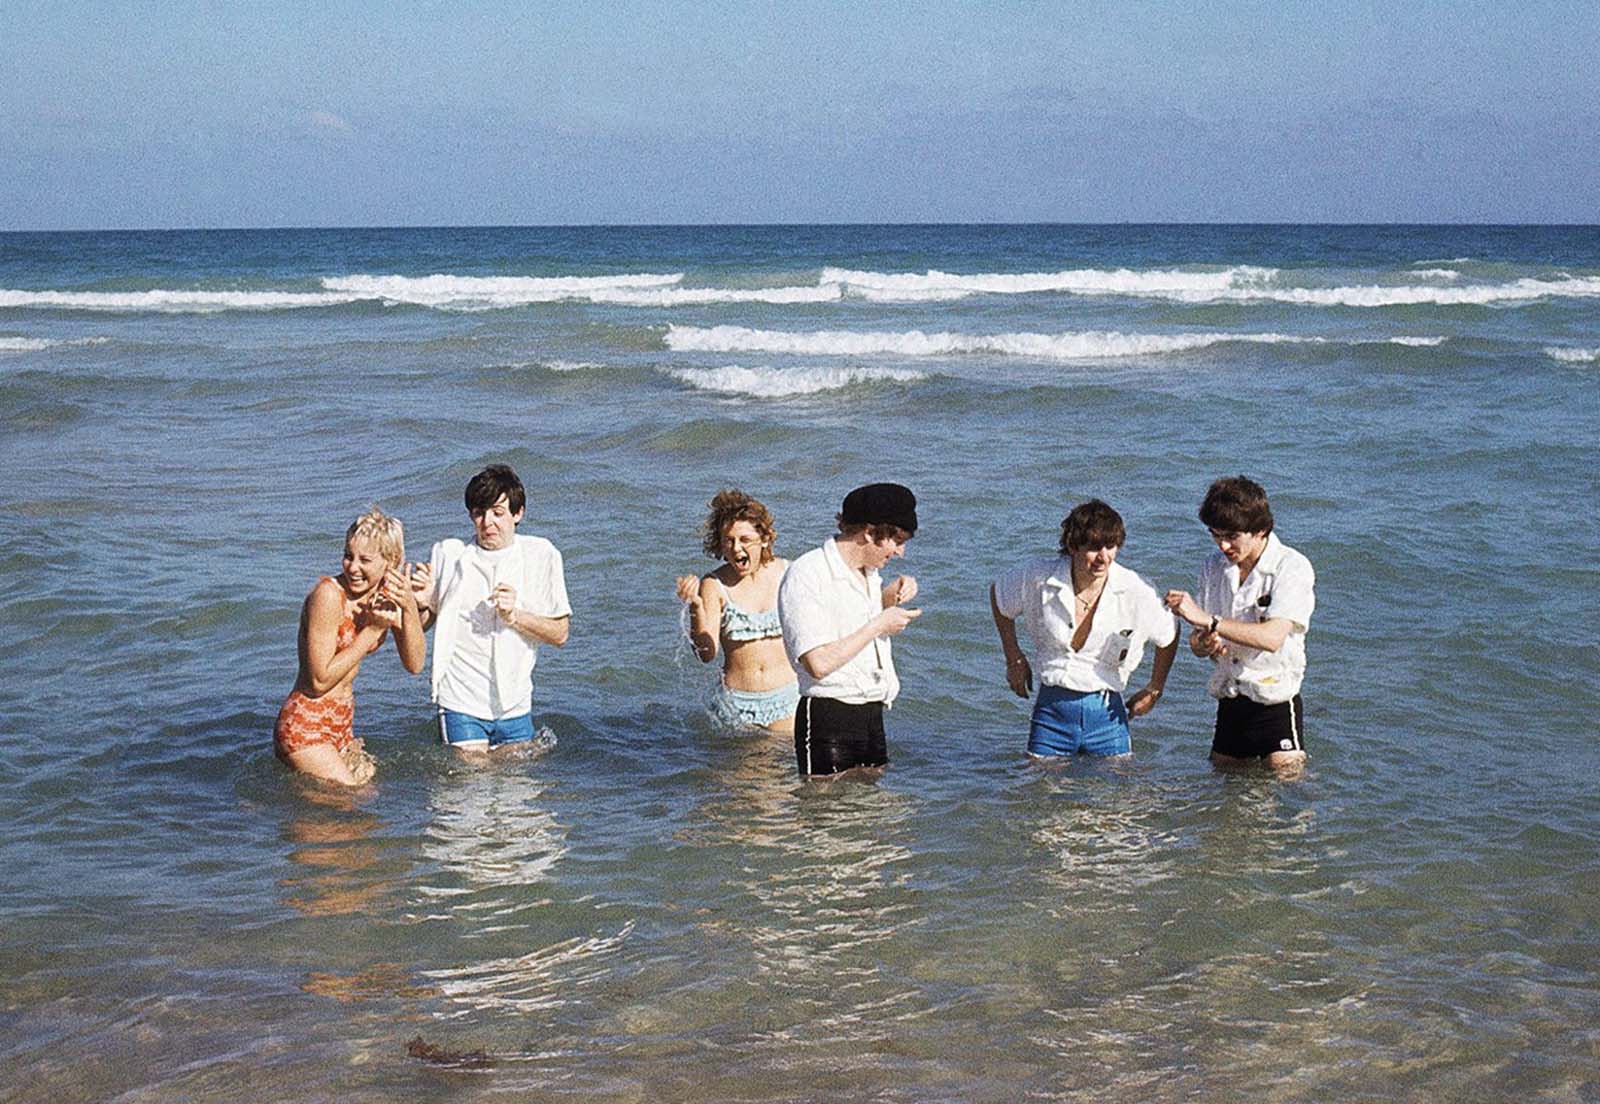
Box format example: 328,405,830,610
1,224,1597,1101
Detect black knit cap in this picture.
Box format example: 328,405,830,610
841,482,918,535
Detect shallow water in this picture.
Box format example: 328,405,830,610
1,224,1597,1101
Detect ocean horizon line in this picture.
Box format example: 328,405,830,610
6,219,1600,236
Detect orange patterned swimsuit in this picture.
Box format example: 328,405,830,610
273,602,385,759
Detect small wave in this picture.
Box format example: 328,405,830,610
1218,277,1600,308
820,267,1600,307
323,272,684,309
593,284,841,306
1386,336,1448,347
665,324,1323,360
1543,346,1599,363
821,264,1276,302
667,364,927,397
0,335,112,352
0,288,356,312
1409,269,1460,280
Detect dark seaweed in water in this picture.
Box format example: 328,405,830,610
406,1036,494,1068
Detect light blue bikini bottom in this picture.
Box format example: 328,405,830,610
714,681,800,728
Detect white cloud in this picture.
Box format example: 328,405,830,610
307,110,352,133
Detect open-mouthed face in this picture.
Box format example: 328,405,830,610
720,519,768,577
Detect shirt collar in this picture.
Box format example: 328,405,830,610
1227,532,1285,586
823,537,878,592
1043,557,1130,595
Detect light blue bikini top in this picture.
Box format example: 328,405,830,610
715,578,782,642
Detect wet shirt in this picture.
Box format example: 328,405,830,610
993,557,1176,693
778,538,897,706
1195,532,1315,704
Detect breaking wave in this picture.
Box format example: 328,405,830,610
0,289,356,312
1543,346,1599,363
665,325,1445,359
667,364,927,397
0,335,112,352
5,265,1597,314
322,272,685,308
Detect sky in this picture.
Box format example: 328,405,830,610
2,0,1596,228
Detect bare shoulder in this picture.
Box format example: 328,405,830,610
306,576,346,618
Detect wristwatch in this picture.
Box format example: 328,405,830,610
1208,614,1219,635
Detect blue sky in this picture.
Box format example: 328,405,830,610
3,0,1595,228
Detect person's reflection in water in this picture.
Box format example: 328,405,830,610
280,785,432,1003
280,783,396,918
417,738,568,907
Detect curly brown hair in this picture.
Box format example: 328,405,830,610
699,489,777,565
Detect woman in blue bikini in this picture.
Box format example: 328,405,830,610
676,490,798,734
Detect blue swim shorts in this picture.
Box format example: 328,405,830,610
1028,685,1131,757
437,708,537,749
713,681,800,729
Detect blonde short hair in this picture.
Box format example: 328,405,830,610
346,505,405,566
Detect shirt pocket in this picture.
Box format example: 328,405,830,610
1098,627,1133,671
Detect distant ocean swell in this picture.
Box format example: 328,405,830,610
5,266,1600,312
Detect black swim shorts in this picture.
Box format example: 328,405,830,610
794,696,888,776
1212,693,1305,759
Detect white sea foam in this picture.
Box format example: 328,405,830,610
0,337,54,352
1543,346,1600,363
821,265,1277,302
0,289,357,312
323,272,684,308
0,335,112,351
665,324,1322,360
1208,277,1600,307
6,265,1596,315
668,364,927,397
817,267,1600,307
1410,269,1460,280
1387,336,1448,347
589,284,842,306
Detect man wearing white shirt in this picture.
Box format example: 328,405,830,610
1165,476,1316,773
991,499,1177,757
413,465,571,753
778,483,921,777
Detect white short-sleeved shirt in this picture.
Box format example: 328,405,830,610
778,538,897,706
429,534,571,720
1196,532,1315,704
993,557,1177,693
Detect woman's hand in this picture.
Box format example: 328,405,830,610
383,566,420,614
355,594,403,633
675,575,704,606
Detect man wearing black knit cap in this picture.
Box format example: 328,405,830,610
777,483,921,777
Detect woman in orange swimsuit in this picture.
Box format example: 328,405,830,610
275,507,426,785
